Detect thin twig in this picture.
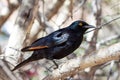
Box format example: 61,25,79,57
70,0,73,19
107,61,115,80
85,16,120,34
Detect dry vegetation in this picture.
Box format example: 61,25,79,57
0,0,120,80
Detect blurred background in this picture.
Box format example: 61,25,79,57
0,0,120,80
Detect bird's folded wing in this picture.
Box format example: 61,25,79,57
28,46,48,50
21,46,48,52
21,32,69,52
53,32,69,45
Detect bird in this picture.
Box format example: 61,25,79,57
12,20,95,71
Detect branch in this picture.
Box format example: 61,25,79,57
46,0,65,20
44,42,120,80
85,0,102,79
23,0,39,46
0,1,19,28
4,0,39,68
85,16,120,34
0,60,21,80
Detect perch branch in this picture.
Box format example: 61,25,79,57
44,42,120,80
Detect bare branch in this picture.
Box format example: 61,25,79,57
0,2,19,28
44,42,120,80
70,0,73,19
0,60,21,80
23,0,39,46
46,0,65,20
4,0,39,68
85,16,120,34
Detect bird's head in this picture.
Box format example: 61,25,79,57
69,20,95,33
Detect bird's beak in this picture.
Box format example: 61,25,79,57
84,25,96,29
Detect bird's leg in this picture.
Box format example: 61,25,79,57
52,59,58,69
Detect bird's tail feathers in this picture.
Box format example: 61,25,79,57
11,57,33,71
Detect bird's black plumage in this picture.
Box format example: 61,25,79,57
12,20,95,71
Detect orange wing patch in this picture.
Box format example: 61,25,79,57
28,46,48,50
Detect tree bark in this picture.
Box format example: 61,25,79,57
44,42,120,80
4,0,38,69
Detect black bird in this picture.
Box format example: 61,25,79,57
12,20,95,71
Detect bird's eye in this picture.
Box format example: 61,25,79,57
79,23,83,26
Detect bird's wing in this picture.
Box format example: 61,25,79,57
21,37,47,52
52,32,69,45
21,30,69,52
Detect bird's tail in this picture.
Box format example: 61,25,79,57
11,57,34,71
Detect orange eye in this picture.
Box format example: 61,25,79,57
79,23,83,26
